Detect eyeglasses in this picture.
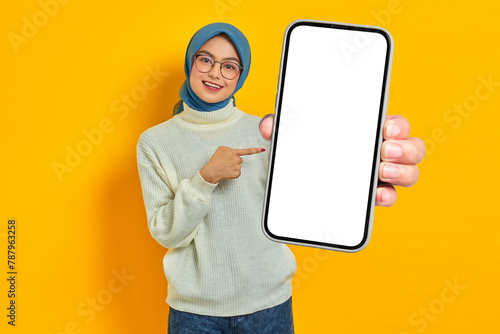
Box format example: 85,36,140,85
193,53,243,80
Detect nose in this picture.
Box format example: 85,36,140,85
208,62,222,79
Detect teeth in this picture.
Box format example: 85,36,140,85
203,81,221,89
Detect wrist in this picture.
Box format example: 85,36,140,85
199,168,218,184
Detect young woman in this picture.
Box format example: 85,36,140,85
136,22,424,334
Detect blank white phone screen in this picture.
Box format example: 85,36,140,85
266,24,388,247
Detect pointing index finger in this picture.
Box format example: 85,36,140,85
234,147,266,156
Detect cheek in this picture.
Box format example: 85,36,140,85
189,69,196,84
189,63,200,85
190,72,201,90
228,76,240,91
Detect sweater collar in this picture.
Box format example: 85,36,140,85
177,98,241,125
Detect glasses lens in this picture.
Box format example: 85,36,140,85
195,55,214,72
221,62,240,80
194,54,241,79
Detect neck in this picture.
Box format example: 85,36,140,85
176,97,243,126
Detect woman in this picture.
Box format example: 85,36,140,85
136,22,424,333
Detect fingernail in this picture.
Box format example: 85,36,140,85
386,123,401,137
259,114,271,130
385,143,402,159
261,148,266,152
383,164,399,179
381,190,390,203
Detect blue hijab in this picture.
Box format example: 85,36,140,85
174,22,251,115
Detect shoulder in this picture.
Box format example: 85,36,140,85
235,109,271,147
137,118,177,143
237,109,263,124
136,118,179,158
237,110,269,137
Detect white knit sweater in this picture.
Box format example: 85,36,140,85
136,98,297,316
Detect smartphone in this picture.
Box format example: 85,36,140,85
261,19,393,252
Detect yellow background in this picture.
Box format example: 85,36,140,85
2,0,499,333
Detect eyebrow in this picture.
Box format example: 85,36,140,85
197,50,241,64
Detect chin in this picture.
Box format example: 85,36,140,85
201,95,222,103
197,95,220,104
195,86,230,104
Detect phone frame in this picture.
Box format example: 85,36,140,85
261,19,394,253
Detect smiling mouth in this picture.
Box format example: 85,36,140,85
203,81,222,89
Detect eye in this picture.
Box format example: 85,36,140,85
199,56,213,64
223,62,237,71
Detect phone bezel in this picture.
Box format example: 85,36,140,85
261,19,394,252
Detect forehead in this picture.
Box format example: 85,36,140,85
197,35,240,61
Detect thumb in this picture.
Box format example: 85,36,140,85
259,114,274,142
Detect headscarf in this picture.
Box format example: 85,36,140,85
174,22,251,115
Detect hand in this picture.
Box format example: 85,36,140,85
200,146,266,184
258,114,426,207
377,115,425,206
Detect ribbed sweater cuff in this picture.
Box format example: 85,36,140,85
188,170,218,200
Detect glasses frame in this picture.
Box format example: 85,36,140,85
193,53,243,80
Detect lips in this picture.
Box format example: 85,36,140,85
202,81,223,89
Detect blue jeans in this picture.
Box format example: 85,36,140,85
168,297,294,334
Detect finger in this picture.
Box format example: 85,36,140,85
381,137,426,165
259,114,274,130
384,115,411,140
379,162,420,187
234,147,266,156
259,114,274,142
375,183,397,207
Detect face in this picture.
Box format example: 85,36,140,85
189,34,242,104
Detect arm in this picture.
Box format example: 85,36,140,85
136,136,218,249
